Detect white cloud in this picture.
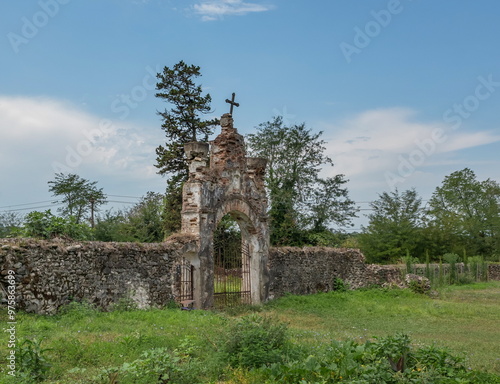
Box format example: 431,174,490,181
320,107,500,191
0,96,164,207
192,0,274,21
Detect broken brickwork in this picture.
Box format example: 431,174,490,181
180,113,270,308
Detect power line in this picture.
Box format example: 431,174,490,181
0,203,64,213
0,196,432,215
107,194,142,199
0,199,58,209
107,200,140,205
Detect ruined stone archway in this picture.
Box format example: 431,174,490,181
179,114,270,309
213,198,269,307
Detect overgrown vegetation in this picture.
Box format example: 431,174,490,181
1,191,167,243
21,210,94,240
14,338,52,383
1,283,499,383
401,252,491,289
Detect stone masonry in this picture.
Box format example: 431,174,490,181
0,234,197,314
180,113,270,308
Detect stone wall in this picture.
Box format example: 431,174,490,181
0,235,197,314
488,263,500,281
268,249,500,300
268,247,403,299
2,238,498,315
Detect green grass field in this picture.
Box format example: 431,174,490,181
265,282,500,374
1,282,499,383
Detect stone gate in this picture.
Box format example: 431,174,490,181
180,113,270,309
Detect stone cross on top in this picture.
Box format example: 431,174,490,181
225,92,239,115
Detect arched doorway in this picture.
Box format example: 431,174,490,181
213,214,251,308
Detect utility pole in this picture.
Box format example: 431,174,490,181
89,197,95,229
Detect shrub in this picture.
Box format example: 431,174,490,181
401,251,418,275
23,210,93,240
332,277,348,292
258,334,496,384
95,347,200,384
219,314,289,369
443,253,459,284
58,300,98,319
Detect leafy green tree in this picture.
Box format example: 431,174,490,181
125,192,166,242
95,192,166,243
155,61,219,234
0,211,23,237
48,173,106,225
427,168,500,257
23,210,93,240
359,188,424,263
247,116,357,246
304,176,358,232
94,210,130,242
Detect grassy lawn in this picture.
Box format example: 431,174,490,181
264,281,500,374
0,282,499,382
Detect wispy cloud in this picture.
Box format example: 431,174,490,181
192,0,274,21
0,96,164,205
320,107,500,191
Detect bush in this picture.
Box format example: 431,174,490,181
58,300,98,319
443,253,459,284
258,334,496,384
94,346,200,384
219,314,289,369
332,277,348,292
23,210,93,240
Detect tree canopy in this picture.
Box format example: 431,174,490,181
359,188,424,263
155,60,218,233
247,116,357,246
155,60,218,177
427,168,500,256
358,169,500,263
48,173,106,225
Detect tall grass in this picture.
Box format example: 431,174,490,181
403,253,490,288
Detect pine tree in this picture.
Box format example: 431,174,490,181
155,61,218,234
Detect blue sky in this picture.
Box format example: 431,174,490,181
1,0,499,230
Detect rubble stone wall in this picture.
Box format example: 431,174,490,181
0,235,197,314
2,238,498,315
488,263,500,280
268,247,403,299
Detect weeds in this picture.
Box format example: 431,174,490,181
403,253,491,290
15,338,53,382
332,277,348,292
259,333,490,384
219,314,289,369
94,347,200,384
3,284,500,383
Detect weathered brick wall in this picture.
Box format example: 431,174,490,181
0,235,196,314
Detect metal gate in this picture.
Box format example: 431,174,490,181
177,257,193,303
213,236,251,309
